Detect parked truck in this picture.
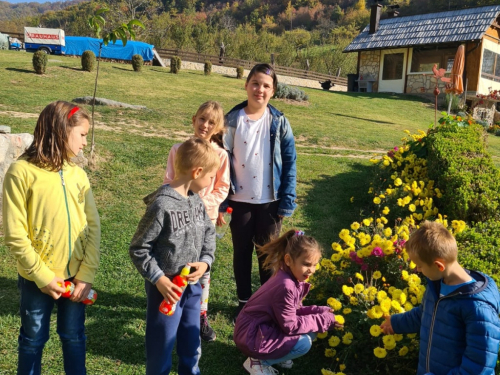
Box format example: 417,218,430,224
24,27,65,54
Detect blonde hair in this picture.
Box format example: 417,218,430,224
24,101,89,171
259,229,322,276
194,101,225,147
174,137,220,175
405,221,457,265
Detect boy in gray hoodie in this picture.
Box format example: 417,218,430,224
129,137,219,375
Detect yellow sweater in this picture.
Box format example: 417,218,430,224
3,159,100,288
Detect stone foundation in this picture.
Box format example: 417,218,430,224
359,51,381,92
406,73,449,95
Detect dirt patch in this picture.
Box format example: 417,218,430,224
0,111,38,119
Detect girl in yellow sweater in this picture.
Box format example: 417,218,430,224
2,101,101,375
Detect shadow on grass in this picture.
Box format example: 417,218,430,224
330,112,397,125
58,66,85,72
0,276,19,316
112,66,133,72
5,67,35,74
330,90,432,103
302,161,373,254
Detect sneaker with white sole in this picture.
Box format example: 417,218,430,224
277,359,293,369
243,357,279,375
200,313,216,342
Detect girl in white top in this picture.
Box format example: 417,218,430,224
163,101,230,342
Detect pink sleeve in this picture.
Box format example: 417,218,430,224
200,150,230,211
163,145,178,185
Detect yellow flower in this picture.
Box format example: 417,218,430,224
328,336,341,347
355,273,364,281
382,206,390,215
335,315,345,325
373,197,381,204
380,299,392,313
343,308,352,314
350,196,354,203
401,270,409,280
370,325,382,337
325,348,336,358
383,335,396,350
394,178,402,186
350,222,360,230
374,347,387,358
340,364,346,371
377,290,387,303
363,218,371,226
350,296,359,305
394,334,403,342
342,285,354,296
373,271,382,280
317,332,328,339
331,242,343,252
354,284,364,294
399,346,409,356
383,228,392,237
331,253,342,262
342,332,353,345
409,204,416,212
407,333,417,339
327,298,342,311
409,261,416,269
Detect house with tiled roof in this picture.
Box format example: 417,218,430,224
344,4,500,95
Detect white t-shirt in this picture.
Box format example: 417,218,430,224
230,108,274,204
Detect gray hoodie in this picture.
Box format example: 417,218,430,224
129,185,216,284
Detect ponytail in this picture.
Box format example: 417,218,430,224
258,229,321,276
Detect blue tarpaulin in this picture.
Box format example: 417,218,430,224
65,36,154,61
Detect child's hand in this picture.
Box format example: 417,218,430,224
156,276,183,304
380,315,394,334
41,276,66,299
186,262,208,282
216,212,225,227
71,279,92,303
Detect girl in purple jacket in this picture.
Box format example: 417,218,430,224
233,229,339,375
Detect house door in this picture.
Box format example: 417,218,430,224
378,49,407,93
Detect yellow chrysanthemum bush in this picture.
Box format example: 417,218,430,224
310,119,478,374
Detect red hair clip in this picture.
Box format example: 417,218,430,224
68,107,80,119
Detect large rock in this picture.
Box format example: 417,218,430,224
72,97,147,110
0,133,34,227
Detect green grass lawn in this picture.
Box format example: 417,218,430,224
0,50,496,374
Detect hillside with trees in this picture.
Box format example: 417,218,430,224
1,0,497,76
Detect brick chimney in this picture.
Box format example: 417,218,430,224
369,3,382,34
387,10,399,18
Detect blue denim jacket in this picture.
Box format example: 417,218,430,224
222,101,297,217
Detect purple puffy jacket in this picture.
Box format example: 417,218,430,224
233,268,336,360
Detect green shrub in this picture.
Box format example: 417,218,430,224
204,60,212,76
426,114,500,222
456,220,500,284
81,50,96,72
132,54,143,72
32,51,48,75
273,82,309,102
236,66,244,79
170,56,181,73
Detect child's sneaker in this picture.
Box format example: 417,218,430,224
200,313,216,342
243,357,278,375
277,359,293,369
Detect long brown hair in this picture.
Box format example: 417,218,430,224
259,229,321,276
24,101,89,171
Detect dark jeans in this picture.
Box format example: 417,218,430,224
145,281,202,375
17,276,87,375
229,200,282,302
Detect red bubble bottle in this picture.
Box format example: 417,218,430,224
159,265,191,316
60,281,98,305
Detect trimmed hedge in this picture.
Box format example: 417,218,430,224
204,60,212,75
273,82,309,102
426,115,500,222
32,51,47,75
132,54,143,72
81,50,96,72
236,66,244,79
170,56,181,73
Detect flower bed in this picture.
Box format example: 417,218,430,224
310,115,482,375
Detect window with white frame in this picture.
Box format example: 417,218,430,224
481,48,500,82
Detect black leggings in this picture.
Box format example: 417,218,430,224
229,200,282,302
